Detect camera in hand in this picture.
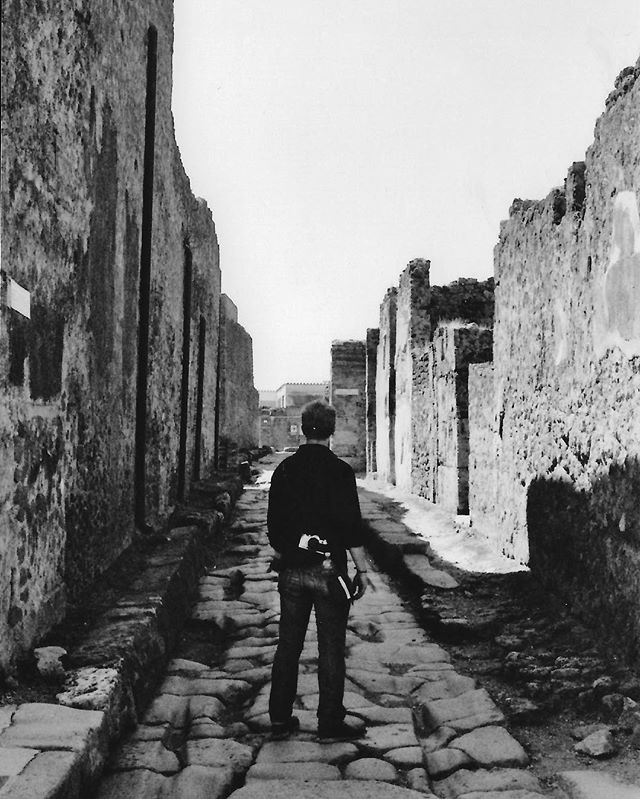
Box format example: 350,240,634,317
298,534,330,556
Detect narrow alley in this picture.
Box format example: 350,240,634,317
86,455,638,799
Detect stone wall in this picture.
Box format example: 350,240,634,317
365,328,379,474
330,340,366,471
413,325,493,512
468,363,498,540
217,295,259,468
375,288,397,484
0,0,231,671
490,62,640,659
394,259,431,492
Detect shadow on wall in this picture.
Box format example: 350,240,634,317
527,458,640,665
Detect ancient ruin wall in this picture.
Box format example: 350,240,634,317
375,289,397,484
217,295,259,467
0,0,223,670
394,259,431,493
493,63,640,659
330,340,366,472
468,363,499,541
365,328,379,474
413,326,493,513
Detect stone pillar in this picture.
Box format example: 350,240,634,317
365,329,379,475
394,259,431,493
330,340,366,472
375,288,397,484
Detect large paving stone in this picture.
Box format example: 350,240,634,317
0,703,105,754
424,747,472,779
188,695,226,721
557,770,640,799
257,740,358,765
301,691,374,711
166,658,209,674
449,726,528,768
186,739,254,773
385,747,424,767
164,765,236,798
344,757,398,782
159,676,251,702
348,669,423,695
412,673,476,702
247,762,341,781
360,724,418,753
110,741,180,774
351,705,413,725
97,767,167,799
421,689,504,733
402,555,459,589
143,694,190,727
228,780,432,799
433,767,543,799
0,747,39,776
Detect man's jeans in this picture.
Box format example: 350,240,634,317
269,563,350,726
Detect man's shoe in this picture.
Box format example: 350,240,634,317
270,715,300,740
317,718,366,741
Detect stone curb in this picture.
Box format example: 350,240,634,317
0,477,244,799
358,490,459,592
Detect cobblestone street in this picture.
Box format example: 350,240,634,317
88,460,639,799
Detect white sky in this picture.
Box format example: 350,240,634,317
171,1,640,390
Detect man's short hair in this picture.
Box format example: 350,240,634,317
301,400,336,439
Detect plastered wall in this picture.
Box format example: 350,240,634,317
490,62,640,659
0,0,226,671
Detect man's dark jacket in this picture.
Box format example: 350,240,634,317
267,444,365,572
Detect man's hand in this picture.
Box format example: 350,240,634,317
352,571,374,600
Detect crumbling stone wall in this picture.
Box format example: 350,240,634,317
394,259,431,492
468,363,498,540
490,62,640,659
413,325,492,512
330,340,366,471
0,0,227,671
365,328,379,474
217,295,259,468
375,288,397,484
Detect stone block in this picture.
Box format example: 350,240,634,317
433,767,543,799
449,725,528,768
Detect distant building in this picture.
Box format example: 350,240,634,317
259,382,329,450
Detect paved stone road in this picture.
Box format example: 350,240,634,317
94,479,638,799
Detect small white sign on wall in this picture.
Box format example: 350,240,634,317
334,388,359,396
6,278,31,319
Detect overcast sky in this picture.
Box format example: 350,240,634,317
171,1,640,390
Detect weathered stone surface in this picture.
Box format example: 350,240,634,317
0,703,106,755
449,725,529,768
143,695,190,727
424,747,472,778
351,705,413,725
110,741,180,774
421,689,504,732
557,770,640,799
384,746,424,767
456,792,546,799
186,739,254,773
188,695,226,721
256,740,358,765
247,762,341,781
159,676,251,702
0,747,39,776
360,724,418,754
96,767,167,799
413,673,476,702
228,780,431,799
433,767,543,799
165,765,235,799
403,555,459,589
573,728,618,758
420,725,457,753
405,767,436,796
344,758,398,782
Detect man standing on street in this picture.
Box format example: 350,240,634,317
267,400,373,741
